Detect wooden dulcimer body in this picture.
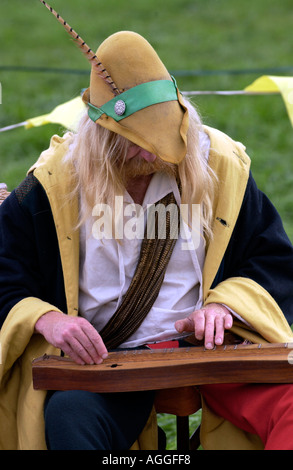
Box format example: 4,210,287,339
32,342,293,393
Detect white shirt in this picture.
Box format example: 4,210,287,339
78,132,213,348
79,177,208,349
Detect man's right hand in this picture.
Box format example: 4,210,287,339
34,311,108,365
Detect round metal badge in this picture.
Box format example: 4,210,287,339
114,100,126,116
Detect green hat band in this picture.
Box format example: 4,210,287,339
87,77,179,123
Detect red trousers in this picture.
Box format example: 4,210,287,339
199,383,293,450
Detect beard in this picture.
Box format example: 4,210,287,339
121,155,178,181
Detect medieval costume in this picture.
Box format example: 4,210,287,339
1,1,293,450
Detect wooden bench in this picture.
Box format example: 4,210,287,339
155,386,201,450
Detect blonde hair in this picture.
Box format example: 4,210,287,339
64,100,217,241
178,100,217,241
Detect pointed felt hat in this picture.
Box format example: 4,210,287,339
38,2,188,163
82,31,189,164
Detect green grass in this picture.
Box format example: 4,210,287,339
1,0,293,449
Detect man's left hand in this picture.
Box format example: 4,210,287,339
175,303,233,349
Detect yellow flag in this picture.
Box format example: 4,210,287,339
25,96,86,132
245,75,293,126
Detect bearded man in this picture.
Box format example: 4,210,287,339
1,24,293,450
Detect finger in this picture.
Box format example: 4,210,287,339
193,310,206,341
214,313,234,345
80,323,108,362
203,314,216,349
175,316,195,333
214,315,226,345
55,321,92,364
59,319,107,365
61,340,89,365
66,335,98,365
71,324,108,365
224,313,233,330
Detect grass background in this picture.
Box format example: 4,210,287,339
1,0,293,449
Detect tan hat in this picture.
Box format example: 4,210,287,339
82,31,189,163
39,2,189,163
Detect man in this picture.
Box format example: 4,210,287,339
1,25,293,450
